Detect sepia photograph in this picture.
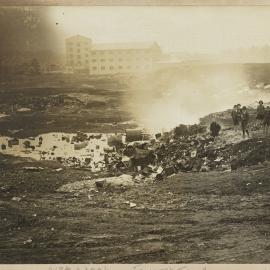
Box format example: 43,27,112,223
0,3,270,264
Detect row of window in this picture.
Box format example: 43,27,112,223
91,50,151,55
68,54,88,59
66,47,151,55
91,65,150,70
92,57,151,62
69,60,88,65
68,48,89,53
68,55,151,62
67,42,89,47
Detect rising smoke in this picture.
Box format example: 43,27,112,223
124,64,270,134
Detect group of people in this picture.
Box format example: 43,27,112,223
231,101,270,138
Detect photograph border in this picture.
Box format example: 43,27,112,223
0,1,269,269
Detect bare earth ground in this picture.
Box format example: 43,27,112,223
0,74,136,137
0,73,269,263
0,155,269,263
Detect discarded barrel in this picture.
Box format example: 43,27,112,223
125,129,143,142
108,134,123,147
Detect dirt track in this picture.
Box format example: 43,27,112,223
0,156,269,263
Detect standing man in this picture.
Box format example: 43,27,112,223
240,106,250,138
263,106,270,136
231,105,239,131
256,100,265,128
236,104,242,126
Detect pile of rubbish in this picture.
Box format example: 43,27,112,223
73,125,270,182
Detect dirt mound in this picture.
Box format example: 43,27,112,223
230,138,270,169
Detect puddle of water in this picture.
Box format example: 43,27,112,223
0,132,124,172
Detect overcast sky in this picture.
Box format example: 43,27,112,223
49,6,270,54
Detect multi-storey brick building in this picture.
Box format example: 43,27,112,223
65,35,162,74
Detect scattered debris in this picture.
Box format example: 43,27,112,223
17,107,31,112
23,166,44,171
8,138,19,147
129,202,137,208
12,197,22,202
23,239,32,245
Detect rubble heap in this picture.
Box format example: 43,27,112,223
92,127,270,182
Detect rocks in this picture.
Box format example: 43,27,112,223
57,174,134,194
95,174,134,189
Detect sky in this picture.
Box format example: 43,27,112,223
49,6,270,54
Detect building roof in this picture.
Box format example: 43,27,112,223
66,35,91,41
92,42,159,51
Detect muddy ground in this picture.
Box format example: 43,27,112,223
0,153,269,263
0,74,136,137
0,73,270,263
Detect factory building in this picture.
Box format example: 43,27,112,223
65,35,162,74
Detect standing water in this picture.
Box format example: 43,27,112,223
0,132,124,172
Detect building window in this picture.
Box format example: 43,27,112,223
109,66,114,70
92,66,97,70
85,54,88,58
118,66,122,69
69,54,73,58
100,59,105,62
85,60,89,64
109,59,113,62
92,59,96,62
69,48,73,52
78,61,81,65
70,61,74,65
101,66,105,70
77,43,80,46
77,49,80,53
92,52,96,55
77,55,80,59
